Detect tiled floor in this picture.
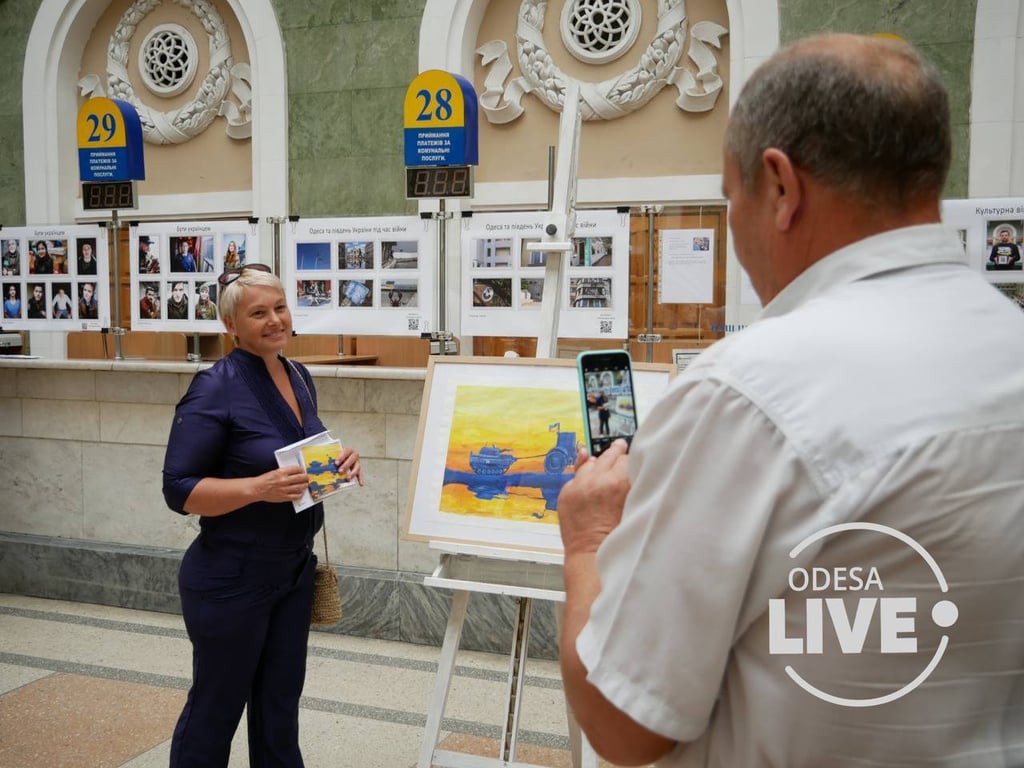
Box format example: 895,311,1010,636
0,593,618,768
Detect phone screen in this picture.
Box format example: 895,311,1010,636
579,352,638,457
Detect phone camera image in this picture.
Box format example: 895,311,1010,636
579,352,637,457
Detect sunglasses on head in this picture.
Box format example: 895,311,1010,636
218,263,273,287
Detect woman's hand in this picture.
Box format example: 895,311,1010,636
254,464,310,503
336,446,365,487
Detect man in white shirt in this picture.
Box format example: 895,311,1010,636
558,33,1024,767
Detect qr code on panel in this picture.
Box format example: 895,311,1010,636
408,318,420,331
599,320,612,334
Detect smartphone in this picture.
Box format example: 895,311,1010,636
577,350,638,457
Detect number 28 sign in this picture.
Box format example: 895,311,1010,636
403,70,478,167
76,97,146,183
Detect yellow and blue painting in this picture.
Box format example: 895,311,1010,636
441,385,584,524
302,442,351,501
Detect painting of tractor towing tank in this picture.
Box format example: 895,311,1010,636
403,356,674,553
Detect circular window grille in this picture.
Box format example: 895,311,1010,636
560,0,642,65
137,24,199,98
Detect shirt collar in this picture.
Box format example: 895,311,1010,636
761,224,966,320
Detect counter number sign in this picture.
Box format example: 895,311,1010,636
77,97,145,184
403,70,478,168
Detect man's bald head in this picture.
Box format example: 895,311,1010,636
725,34,951,211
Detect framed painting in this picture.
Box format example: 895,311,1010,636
402,356,675,553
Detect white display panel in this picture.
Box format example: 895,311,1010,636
460,209,629,339
130,220,260,333
283,216,434,336
1,224,111,331
942,197,1024,284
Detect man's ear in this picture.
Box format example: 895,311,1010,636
761,148,801,231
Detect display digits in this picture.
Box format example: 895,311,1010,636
405,166,473,199
81,181,138,211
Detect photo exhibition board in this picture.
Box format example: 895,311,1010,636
403,356,674,553
131,220,260,332
460,209,629,339
943,198,1024,294
283,216,435,336
1,224,111,331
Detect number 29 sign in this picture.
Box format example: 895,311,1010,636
76,97,146,183
403,70,478,167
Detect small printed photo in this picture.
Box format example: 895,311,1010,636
380,279,418,308
51,282,74,319
472,278,513,307
166,280,190,319
986,220,1023,271
692,236,710,252
138,235,160,274
2,239,21,276
2,283,22,319
339,240,374,270
296,242,332,271
993,282,1024,311
195,282,218,320
26,283,47,318
297,280,332,307
473,238,513,268
520,238,547,267
170,235,215,273
570,236,613,267
519,278,544,308
339,279,374,307
78,281,99,320
569,277,612,309
139,281,161,319
223,236,246,269
30,239,65,275
381,241,418,269
76,238,98,276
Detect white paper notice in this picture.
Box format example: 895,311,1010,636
659,229,714,304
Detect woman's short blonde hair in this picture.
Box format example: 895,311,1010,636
218,267,284,323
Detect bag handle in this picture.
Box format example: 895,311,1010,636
286,358,331,567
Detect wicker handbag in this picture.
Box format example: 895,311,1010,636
311,524,342,626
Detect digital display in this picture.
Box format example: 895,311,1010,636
82,181,138,211
405,165,473,199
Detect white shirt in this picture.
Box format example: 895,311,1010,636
577,225,1024,767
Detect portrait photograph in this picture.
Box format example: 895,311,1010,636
2,239,21,276
381,279,418,308
986,220,1023,271
165,280,191,320
570,236,613,267
473,238,513,268
472,278,513,307
26,283,47,318
138,281,161,319
76,237,98,276
381,240,418,269
194,282,218,320
3,282,22,319
297,280,332,307
77,281,99,320
30,239,65,275
222,236,246,269
339,279,373,307
339,240,373,270
138,235,160,274
296,242,332,271
170,236,214,273
51,282,74,319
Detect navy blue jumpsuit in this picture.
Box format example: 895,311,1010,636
163,348,327,767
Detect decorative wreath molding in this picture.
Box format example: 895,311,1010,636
78,0,252,144
477,0,728,124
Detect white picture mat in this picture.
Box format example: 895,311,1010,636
131,220,259,332
403,356,674,553
460,209,629,339
1,224,111,331
283,216,435,336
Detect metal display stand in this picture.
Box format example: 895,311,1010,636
418,85,593,768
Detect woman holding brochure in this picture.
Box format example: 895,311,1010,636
162,263,363,768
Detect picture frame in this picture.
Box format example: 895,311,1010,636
402,355,675,553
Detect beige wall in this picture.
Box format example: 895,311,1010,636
472,0,731,184
78,0,252,199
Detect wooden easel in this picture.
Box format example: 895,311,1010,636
417,85,594,768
